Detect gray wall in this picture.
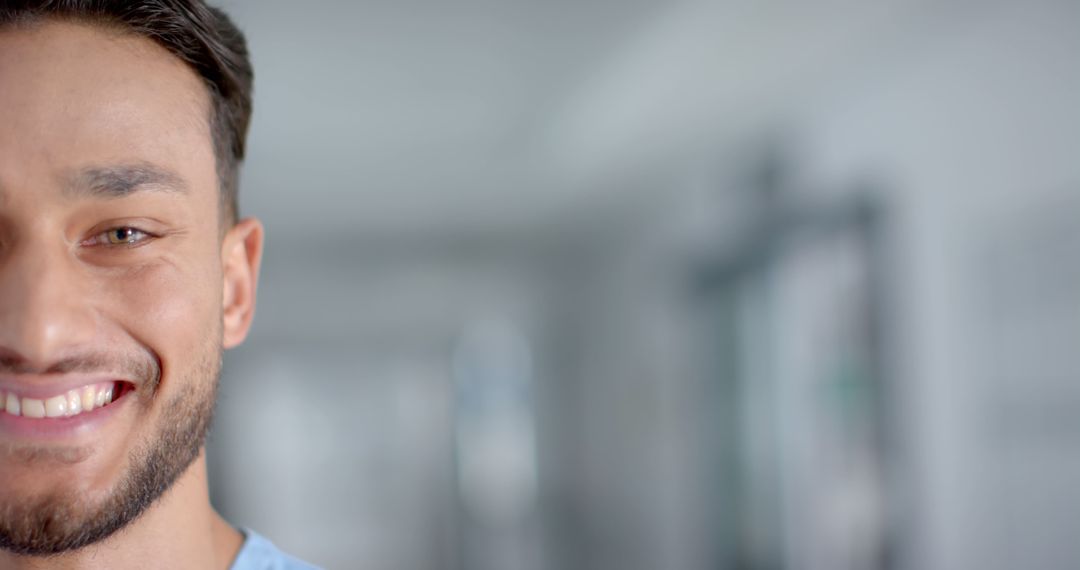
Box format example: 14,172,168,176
207,1,1080,568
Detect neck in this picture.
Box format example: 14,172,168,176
0,452,243,570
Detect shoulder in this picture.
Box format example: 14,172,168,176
230,528,322,570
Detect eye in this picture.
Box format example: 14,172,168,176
85,226,154,247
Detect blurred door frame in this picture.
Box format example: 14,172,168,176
694,186,903,570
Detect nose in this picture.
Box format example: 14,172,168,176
0,240,97,371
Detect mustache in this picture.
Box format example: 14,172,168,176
0,350,160,390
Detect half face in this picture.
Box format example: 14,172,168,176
0,21,244,553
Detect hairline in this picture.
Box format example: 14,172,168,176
0,14,240,228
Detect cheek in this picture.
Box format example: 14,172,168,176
96,256,223,368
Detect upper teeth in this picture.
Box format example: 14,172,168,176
1,384,116,419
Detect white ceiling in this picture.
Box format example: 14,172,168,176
220,0,940,239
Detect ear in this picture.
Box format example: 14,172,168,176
221,217,264,349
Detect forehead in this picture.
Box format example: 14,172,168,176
0,20,216,200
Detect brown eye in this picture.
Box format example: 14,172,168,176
91,227,152,246
107,228,138,244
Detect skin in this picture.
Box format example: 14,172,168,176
0,20,262,569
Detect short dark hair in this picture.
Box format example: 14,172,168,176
0,0,253,223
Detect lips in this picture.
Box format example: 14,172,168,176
1,381,122,419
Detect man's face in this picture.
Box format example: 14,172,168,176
0,21,252,554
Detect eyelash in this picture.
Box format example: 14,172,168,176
84,226,156,248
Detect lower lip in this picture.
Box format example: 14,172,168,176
0,393,132,441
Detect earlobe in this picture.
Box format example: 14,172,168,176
221,217,264,349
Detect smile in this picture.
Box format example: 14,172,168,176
0,382,125,419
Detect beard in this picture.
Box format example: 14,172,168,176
0,343,222,556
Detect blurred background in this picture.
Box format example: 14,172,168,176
204,0,1080,568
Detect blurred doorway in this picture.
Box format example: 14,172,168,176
697,182,897,570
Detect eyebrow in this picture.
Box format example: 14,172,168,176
65,163,189,199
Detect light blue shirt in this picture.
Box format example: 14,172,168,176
230,529,321,570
